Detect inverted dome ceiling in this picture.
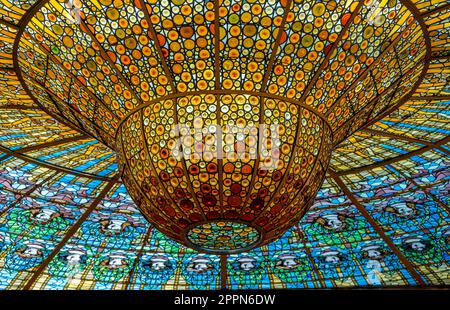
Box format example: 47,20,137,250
0,0,448,289
14,0,430,253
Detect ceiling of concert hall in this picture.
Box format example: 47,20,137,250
0,0,448,289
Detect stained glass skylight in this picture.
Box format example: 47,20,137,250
0,0,448,289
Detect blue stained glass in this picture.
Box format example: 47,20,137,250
381,121,450,134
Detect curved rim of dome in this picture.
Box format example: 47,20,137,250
356,0,431,131
0,143,117,182
13,0,431,140
11,0,106,144
8,0,434,178
114,90,334,141
182,218,265,255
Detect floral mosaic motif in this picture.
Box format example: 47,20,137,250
92,251,134,283
182,254,220,289
47,245,90,278
313,247,356,279
398,234,444,266
135,253,176,289
228,252,266,289
269,251,313,284
4,201,77,240
356,241,404,285
78,212,146,248
5,241,50,271
305,209,356,232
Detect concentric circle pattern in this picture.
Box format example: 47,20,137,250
186,221,261,253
